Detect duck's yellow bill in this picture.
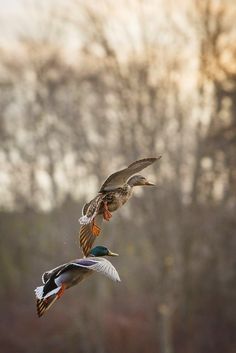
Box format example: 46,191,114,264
108,250,119,257
145,181,156,186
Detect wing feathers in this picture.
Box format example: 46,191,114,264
79,194,103,225
79,215,103,257
127,157,160,169
100,157,160,192
83,258,121,282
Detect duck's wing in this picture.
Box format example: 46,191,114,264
54,259,93,276
82,201,90,216
36,258,91,300
36,263,69,301
79,194,104,225
88,257,121,282
79,214,103,257
42,263,69,284
99,157,160,192
61,257,121,282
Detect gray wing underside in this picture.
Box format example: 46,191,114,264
67,257,121,282
55,259,95,277
41,256,119,285
89,258,121,282
99,157,160,192
79,214,103,257
42,258,99,284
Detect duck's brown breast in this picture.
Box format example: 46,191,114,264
103,185,133,212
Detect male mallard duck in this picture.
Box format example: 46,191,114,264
79,157,161,256
35,246,120,317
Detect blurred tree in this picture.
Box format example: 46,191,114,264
0,1,235,353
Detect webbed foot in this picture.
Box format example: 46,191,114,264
103,201,112,221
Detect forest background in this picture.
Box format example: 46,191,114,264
0,1,235,352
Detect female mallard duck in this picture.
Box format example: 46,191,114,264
79,157,161,256
35,246,120,317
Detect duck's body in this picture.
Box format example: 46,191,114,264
82,183,133,220
35,246,120,317
103,183,133,212
79,157,161,256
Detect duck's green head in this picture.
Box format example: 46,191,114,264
89,246,119,257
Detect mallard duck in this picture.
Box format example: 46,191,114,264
79,157,161,256
35,246,120,317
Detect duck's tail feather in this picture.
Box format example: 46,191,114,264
35,285,63,317
80,214,103,257
80,224,95,256
35,285,44,300
78,215,94,225
36,295,58,318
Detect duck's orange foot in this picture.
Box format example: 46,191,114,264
103,209,112,221
57,284,66,299
92,221,101,236
103,201,112,221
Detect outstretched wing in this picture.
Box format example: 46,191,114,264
79,214,103,257
99,157,160,192
89,257,121,282
64,257,121,282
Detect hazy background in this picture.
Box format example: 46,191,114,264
0,0,235,352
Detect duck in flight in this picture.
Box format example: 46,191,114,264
35,246,120,317
79,157,161,256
